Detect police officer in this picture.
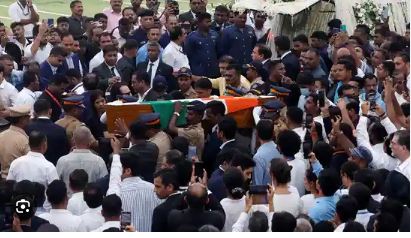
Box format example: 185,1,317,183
168,100,205,160
220,10,257,65
55,95,86,144
185,12,220,78
176,67,198,99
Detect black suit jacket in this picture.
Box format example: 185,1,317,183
151,193,183,232
26,118,69,165
92,62,119,91
179,11,195,23
38,90,63,122
282,52,300,81
117,56,136,85
129,141,159,183
136,60,177,92
167,208,225,231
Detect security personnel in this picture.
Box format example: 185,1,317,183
185,12,220,78
139,112,171,170
220,10,257,65
55,95,86,144
169,100,205,161
0,105,31,178
176,67,198,99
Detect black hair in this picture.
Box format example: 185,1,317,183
120,152,141,176
226,63,242,75
83,182,103,209
249,211,269,232
297,71,314,86
165,149,184,166
50,74,69,86
256,119,273,141
270,159,292,184
341,161,360,181
32,182,46,208
337,58,357,78
205,100,226,116
102,194,122,217
66,68,82,80
353,168,375,191
70,0,82,8
274,36,291,51
171,136,189,156
175,160,192,187
346,101,360,115
49,46,68,57
10,22,23,29
139,9,155,17
310,31,328,41
336,195,358,223
170,26,183,41
368,122,388,145
103,44,118,56
196,12,212,22
195,77,212,90
69,169,89,191
215,5,229,14
223,167,245,199
123,39,138,50
293,34,309,44
219,55,235,64
394,130,410,151
349,182,371,209
312,141,333,168
356,24,371,36
374,213,399,232
328,19,342,29
343,221,366,232
28,130,47,149
134,70,151,86
218,116,237,140
313,221,335,232
129,120,147,140
255,44,272,59
401,103,410,117
286,106,304,125
83,73,99,90
350,76,364,89
231,153,256,170
153,168,179,191
217,148,240,166
46,180,67,205
318,169,341,196
380,198,404,225
276,130,301,157
56,16,69,24
375,169,389,196
271,212,297,232
337,84,354,97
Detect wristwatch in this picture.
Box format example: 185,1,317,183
173,112,180,117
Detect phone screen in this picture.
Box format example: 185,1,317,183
120,212,131,230
194,161,204,178
318,90,325,108
47,18,54,27
305,114,313,128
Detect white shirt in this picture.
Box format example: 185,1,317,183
273,192,303,217
301,194,316,214
280,51,292,60
92,221,121,232
162,41,190,72
147,59,160,86
355,209,373,228
7,151,58,187
89,50,122,73
8,2,38,38
80,206,105,232
38,209,86,232
220,139,236,150
292,126,306,161
396,158,410,181
334,223,346,232
66,53,84,76
287,157,306,197
14,87,40,108
24,42,52,64
220,196,246,232
0,79,18,108
254,26,269,41
71,82,85,95
67,192,89,216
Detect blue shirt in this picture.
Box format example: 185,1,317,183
308,195,338,223
252,141,280,185
359,92,386,112
136,43,164,64
184,30,220,78
220,25,256,65
159,32,170,49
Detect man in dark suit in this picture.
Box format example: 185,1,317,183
117,39,138,85
128,121,159,183
178,0,203,23
167,183,225,231
130,9,155,48
38,74,69,122
151,168,182,232
61,33,86,76
131,71,159,102
274,35,300,81
210,5,230,33
136,42,176,92
92,45,121,91
26,99,69,165
39,46,67,90
252,44,272,74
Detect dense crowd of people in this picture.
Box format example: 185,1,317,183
0,0,410,233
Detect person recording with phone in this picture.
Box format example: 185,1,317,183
359,74,386,114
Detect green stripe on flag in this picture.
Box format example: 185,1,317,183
147,100,189,129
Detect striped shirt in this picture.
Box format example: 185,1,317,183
107,154,162,232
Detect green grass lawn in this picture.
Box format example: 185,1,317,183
0,0,231,27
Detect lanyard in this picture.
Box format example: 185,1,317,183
45,89,62,109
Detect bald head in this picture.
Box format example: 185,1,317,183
336,48,351,59
186,183,208,209
73,126,93,147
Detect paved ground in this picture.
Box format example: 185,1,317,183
0,0,230,27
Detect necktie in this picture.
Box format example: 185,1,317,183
110,67,116,77
147,63,154,80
